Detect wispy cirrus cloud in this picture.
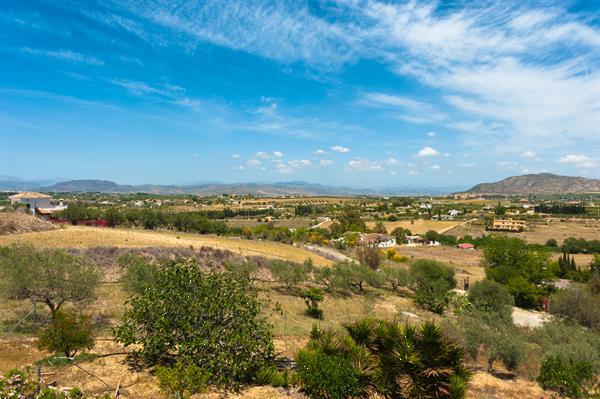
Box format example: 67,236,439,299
20,47,105,66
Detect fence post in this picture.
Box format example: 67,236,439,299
36,365,41,395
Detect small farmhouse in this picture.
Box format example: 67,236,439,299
457,243,475,250
359,233,396,248
9,192,52,213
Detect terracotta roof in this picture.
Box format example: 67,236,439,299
9,192,51,199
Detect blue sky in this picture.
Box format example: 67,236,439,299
0,0,598,188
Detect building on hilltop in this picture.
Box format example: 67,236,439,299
8,192,67,217
9,192,52,212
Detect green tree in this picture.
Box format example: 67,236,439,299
332,261,383,293
0,244,100,317
391,227,412,244
381,265,410,292
103,207,124,227
296,349,361,399
494,202,506,215
36,310,94,358
113,262,274,388
410,259,456,314
468,279,513,321
300,287,324,319
269,261,308,291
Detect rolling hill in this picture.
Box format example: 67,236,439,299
465,173,600,194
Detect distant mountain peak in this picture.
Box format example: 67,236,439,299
465,173,600,194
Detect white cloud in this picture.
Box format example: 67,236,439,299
247,159,261,167
429,164,441,171
255,151,270,159
331,145,350,153
384,158,400,166
558,154,598,169
416,146,440,157
272,151,283,158
319,159,334,167
521,150,537,159
21,47,105,66
314,149,327,155
426,131,436,137
288,159,311,168
231,153,241,159
346,159,382,172
275,159,312,174
460,163,476,168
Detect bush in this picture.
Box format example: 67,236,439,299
296,349,361,399
118,254,157,295
410,259,456,314
36,311,94,358
114,262,275,388
355,246,382,270
457,311,525,372
254,366,287,388
300,288,324,319
156,360,210,399
0,368,86,399
537,355,594,398
305,319,471,398
468,279,513,321
550,285,600,330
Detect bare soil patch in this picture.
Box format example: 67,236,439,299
0,212,58,235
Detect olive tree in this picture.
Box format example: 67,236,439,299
114,262,275,388
0,244,100,317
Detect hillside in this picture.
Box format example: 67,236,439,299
465,173,600,194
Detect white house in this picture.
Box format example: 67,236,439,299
9,192,52,213
448,209,460,217
359,233,397,248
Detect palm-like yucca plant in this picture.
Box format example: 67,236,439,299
341,319,470,399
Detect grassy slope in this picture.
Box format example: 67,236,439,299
0,226,332,267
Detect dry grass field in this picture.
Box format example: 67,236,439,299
0,226,332,267
366,219,462,234
0,212,58,235
225,218,313,229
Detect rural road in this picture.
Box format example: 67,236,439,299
303,244,353,263
438,218,478,234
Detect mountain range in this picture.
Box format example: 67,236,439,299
0,178,463,196
1,173,598,196
465,173,600,194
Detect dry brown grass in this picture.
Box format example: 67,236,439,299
0,226,332,267
366,219,461,234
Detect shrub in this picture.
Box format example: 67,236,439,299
156,360,210,399
537,355,594,398
36,311,94,358
410,259,456,314
118,254,157,295
550,285,600,330
457,311,524,372
254,366,287,388
545,238,558,248
468,279,513,321
355,246,382,270
296,349,361,399
114,262,275,388
300,287,324,319
330,261,383,293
